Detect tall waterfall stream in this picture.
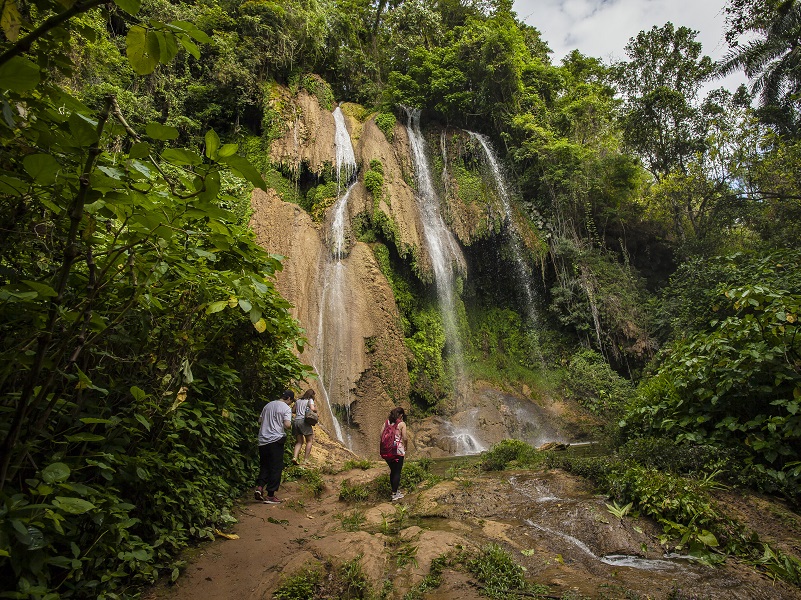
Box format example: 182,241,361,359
313,106,357,444
405,108,489,454
468,131,541,328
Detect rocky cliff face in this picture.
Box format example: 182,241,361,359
250,87,557,456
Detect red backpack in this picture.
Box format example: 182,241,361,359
379,420,399,459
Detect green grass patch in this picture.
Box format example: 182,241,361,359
466,544,550,599
273,555,375,599
339,479,371,503
343,459,373,471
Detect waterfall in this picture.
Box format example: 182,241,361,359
313,107,357,445
334,106,356,194
404,108,486,452
468,132,541,327
404,108,466,376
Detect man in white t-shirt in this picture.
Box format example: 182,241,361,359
254,390,294,503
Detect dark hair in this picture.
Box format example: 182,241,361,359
388,406,405,424
281,390,295,400
300,389,315,399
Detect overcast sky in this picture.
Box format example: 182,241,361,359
511,0,749,93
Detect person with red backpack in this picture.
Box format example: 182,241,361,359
380,406,407,501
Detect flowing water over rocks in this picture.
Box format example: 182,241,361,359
313,107,358,444
468,132,541,328
149,446,801,600
404,108,467,392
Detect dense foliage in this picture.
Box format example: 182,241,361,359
1,0,308,597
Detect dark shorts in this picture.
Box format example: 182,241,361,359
292,418,314,437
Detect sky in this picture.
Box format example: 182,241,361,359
511,0,749,93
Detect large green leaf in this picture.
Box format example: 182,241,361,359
146,122,179,140
22,280,57,297
126,25,160,75
206,300,227,314
205,129,220,159
53,497,96,515
65,433,105,442
68,112,99,146
42,462,70,484
177,34,200,60
170,20,212,44
129,141,151,159
0,174,26,195
112,0,141,15
162,148,202,165
219,155,267,190
0,55,40,92
1,0,22,42
155,30,179,64
218,143,238,158
23,154,60,185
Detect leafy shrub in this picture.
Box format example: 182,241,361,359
469,307,540,373
338,510,367,532
274,566,322,600
616,437,736,477
273,556,373,599
624,282,801,501
565,348,635,416
480,439,537,471
373,459,438,497
305,180,339,220
364,168,384,200
550,455,727,553
375,112,396,142
369,158,384,174
293,73,335,111
653,250,801,342
284,466,325,497
405,308,450,410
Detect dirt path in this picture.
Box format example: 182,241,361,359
144,455,801,600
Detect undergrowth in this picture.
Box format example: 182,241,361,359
544,449,801,585
273,555,377,599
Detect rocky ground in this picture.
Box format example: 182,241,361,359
143,433,801,600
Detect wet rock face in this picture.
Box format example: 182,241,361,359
252,88,563,457
252,96,413,455
410,384,574,458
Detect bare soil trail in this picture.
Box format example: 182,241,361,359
144,445,801,600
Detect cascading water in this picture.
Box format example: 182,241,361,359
404,108,483,453
468,132,541,327
313,107,357,444
404,108,465,358
334,107,356,194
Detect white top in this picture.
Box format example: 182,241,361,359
294,397,316,421
258,400,292,445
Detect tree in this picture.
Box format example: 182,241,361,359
0,1,308,595
719,0,801,137
614,23,715,180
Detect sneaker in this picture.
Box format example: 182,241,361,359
391,491,404,501
254,488,264,502
264,495,283,504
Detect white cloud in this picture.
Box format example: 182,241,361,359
512,0,747,92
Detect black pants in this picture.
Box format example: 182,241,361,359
257,437,286,494
385,456,404,493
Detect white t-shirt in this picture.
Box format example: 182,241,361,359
294,397,315,421
258,400,292,445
